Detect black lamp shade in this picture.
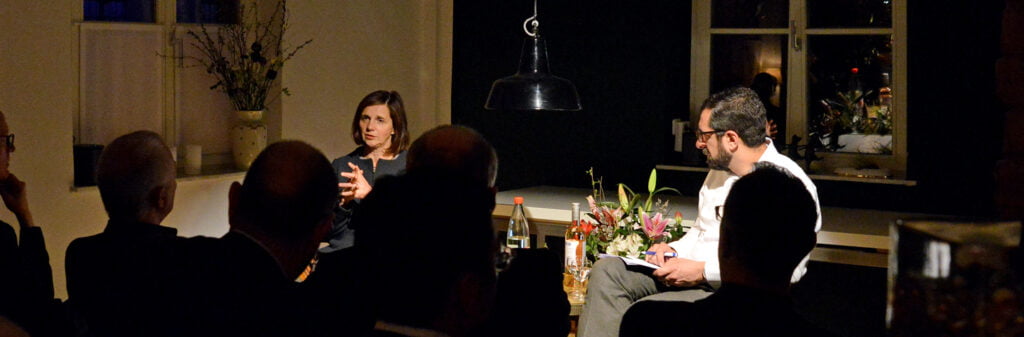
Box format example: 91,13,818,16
485,34,581,111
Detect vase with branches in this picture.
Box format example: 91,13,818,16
185,0,311,169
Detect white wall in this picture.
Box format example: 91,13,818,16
282,0,453,158
0,0,452,299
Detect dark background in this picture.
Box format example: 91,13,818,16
453,0,1007,218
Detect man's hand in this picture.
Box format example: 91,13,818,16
0,173,34,228
338,162,371,206
652,258,705,288
644,243,676,267
767,119,779,138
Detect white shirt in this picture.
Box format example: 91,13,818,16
668,139,821,284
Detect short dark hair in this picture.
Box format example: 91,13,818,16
354,170,497,326
699,87,768,147
719,163,816,281
351,90,410,155
407,125,498,188
97,131,175,220
237,141,337,239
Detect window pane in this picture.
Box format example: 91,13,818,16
712,0,788,28
807,35,894,154
83,0,155,22
79,26,164,145
711,34,789,144
807,0,892,28
177,0,239,24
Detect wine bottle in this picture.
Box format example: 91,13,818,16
565,202,586,271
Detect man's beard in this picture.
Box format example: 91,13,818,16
705,144,732,171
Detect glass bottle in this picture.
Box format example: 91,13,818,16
506,196,530,249
879,72,893,110
565,202,586,270
565,202,589,301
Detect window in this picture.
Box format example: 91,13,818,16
75,0,241,184
691,0,908,179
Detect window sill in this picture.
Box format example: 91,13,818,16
655,164,918,187
70,163,245,193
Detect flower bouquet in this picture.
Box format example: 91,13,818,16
582,168,689,261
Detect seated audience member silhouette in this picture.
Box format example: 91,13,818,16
354,171,498,337
64,131,179,336
619,163,833,337
406,124,498,189
301,124,502,337
0,110,59,337
160,141,337,337
407,125,568,336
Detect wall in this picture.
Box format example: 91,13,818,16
283,0,453,159
0,0,452,299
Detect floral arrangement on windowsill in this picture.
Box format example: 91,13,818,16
186,0,312,112
816,90,893,153
582,168,689,261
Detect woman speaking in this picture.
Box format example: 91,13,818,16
321,90,410,252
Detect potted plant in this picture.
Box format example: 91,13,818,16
186,0,311,169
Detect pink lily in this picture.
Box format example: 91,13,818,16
642,211,671,240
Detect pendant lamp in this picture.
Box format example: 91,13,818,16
484,0,581,111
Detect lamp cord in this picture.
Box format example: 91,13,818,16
522,0,539,37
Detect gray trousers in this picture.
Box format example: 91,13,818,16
577,258,714,337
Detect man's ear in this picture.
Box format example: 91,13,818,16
724,131,741,152
148,184,173,215
228,181,242,227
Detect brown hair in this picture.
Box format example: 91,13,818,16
351,90,410,155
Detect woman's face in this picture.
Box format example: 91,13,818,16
359,104,394,151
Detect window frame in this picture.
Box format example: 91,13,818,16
690,0,909,178
73,0,244,176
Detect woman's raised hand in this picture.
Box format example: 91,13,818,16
338,162,372,206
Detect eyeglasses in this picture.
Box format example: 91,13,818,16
696,129,726,143
0,134,13,150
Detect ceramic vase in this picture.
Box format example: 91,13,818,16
232,110,267,170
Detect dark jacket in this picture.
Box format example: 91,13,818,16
0,221,54,336
620,284,837,337
65,220,179,337
322,147,406,252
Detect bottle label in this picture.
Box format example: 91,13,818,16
565,239,580,267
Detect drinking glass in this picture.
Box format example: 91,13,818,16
566,257,592,302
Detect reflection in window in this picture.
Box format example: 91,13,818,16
712,0,789,28
712,34,788,143
807,35,893,154
83,0,155,22
807,0,892,28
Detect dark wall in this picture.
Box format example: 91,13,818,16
452,0,691,191
453,1,1006,217
901,0,1005,216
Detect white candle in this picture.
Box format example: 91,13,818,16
185,144,202,175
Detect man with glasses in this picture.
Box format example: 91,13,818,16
0,109,57,337
578,87,821,337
